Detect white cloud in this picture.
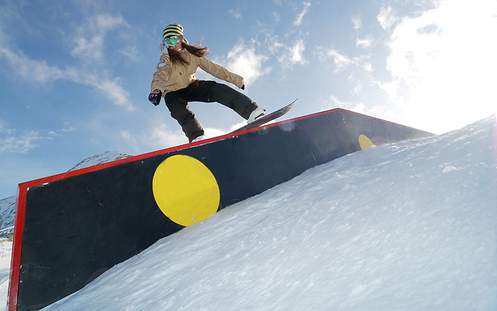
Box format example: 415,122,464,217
0,111,75,153
72,36,104,61
278,39,306,66
0,44,134,110
0,12,134,110
315,47,372,75
325,49,355,71
362,62,373,72
226,41,270,86
353,83,363,95
86,77,134,110
228,8,242,19
266,35,285,55
71,14,127,62
120,124,226,150
322,94,392,119
0,46,71,82
230,120,247,132
62,125,77,133
95,14,124,30
377,6,398,30
382,0,497,133
327,94,397,122
353,16,372,49
120,125,184,149
352,16,362,30
119,45,139,61
294,2,311,26
119,130,135,144
203,128,226,139
0,126,42,154
290,40,306,64
328,94,365,112
149,125,186,147
0,120,62,154
356,37,372,48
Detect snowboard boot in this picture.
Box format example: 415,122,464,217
191,135,205,143
247,107,266,124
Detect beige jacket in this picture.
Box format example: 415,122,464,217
150,49,244,94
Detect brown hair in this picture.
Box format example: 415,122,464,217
168,41,208,65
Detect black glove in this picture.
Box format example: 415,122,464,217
148,89,162,106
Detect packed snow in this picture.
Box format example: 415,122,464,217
0,240,11,311
43,116,497,311
0,197,14,311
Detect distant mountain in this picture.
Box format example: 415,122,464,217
67,151,130,172
0,197,16,239
0,151,131,238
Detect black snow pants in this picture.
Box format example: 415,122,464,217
163,80,258,142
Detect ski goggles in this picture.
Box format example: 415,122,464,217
163,36,180,47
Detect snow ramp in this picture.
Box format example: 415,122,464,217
8,108,430,310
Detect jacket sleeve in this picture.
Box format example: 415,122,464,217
198,56,244,88
150,51,171,92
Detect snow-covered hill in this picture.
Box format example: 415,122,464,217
0,197,15,239
67,151,130,172
44,116,497,311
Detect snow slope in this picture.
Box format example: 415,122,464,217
0,241,11,311
0,197,15,311
45,116,497,311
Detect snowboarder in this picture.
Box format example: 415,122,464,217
148,23,265,143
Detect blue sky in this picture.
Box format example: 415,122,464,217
1,0,497,198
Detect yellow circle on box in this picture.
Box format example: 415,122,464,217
152,155,220,227
358,134,375,150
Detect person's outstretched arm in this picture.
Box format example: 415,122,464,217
197,56,245,89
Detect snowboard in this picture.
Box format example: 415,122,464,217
231,99,297,133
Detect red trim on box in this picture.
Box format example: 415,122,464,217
8,185,27,311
